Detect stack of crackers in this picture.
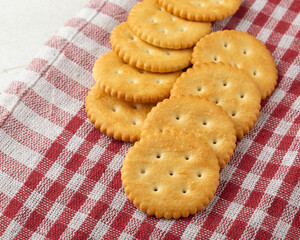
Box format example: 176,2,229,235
85,0,277,219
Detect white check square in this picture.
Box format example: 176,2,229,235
68,211,88,230
0,171,23,198
224,202,243,220
273,220,290,239
45,163,64,181
110,190,127,210
24,190,44,211
274,120,292,136
271,6,287,20
282,151,298,166
242,173,260,191
258,146,276,162
65,135,85,153
66,173,86,192
249,210,267,228
45,202,65,221
265,179,282,196
211,232,226,240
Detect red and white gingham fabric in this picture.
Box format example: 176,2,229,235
0,0,299,239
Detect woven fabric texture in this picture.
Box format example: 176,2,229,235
0,0,299,239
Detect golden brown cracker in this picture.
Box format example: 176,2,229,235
192,30,278,99
93,51,182,103
128,0,211,49
85,84,154,142
110,22,193,73
156,0,241,22
121,130,220,219
171,63,261,139
141,95,236,168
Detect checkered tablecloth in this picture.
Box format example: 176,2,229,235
0,0,299,239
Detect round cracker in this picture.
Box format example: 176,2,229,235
128,0,211,49
156,0,241,22
192,30,278,99
122,130,220,219
171,63,261,139
93,51,182,103
141,95,236,168
85,84,154,142
110,22,193,73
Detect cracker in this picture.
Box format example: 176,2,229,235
93,51,182,103
156,0,241,22
121,130,220,219
128,0,211,49
192,30,278,99
171,63,261,139
141,95,236,168
85,84,154,142
110,22,193,73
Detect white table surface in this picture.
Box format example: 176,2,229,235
0,0,87,93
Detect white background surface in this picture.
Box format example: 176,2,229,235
0,0,87,93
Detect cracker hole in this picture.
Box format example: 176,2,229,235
240,94,244,99
132,121,137,125
165,51,171,56
197,87,202,92
156,154,161,159
224,43,228,48
128,79,136,84
231,112,236,117
138,69,146,74
132,105,139,109
170,17,176,21
202,121,207,126
158,6,163,11
215,99,219,104
175,115,180,120
111,107,117,112
149,18,157,23
193,2,202,6
113,69,121,74
182,189,187,194
154,80,161,84
180,28,186,32
197,173,202,178
140,169,145,174
169,171,174,176
158,128,163,132
146,49,152,54
212,140,217,145
243,50,247,55
161,29,167,34
223,82,227,87
129,35,137,41
213,56,218,62
252,70,257,76
185,156,190,161
153,187,158,192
